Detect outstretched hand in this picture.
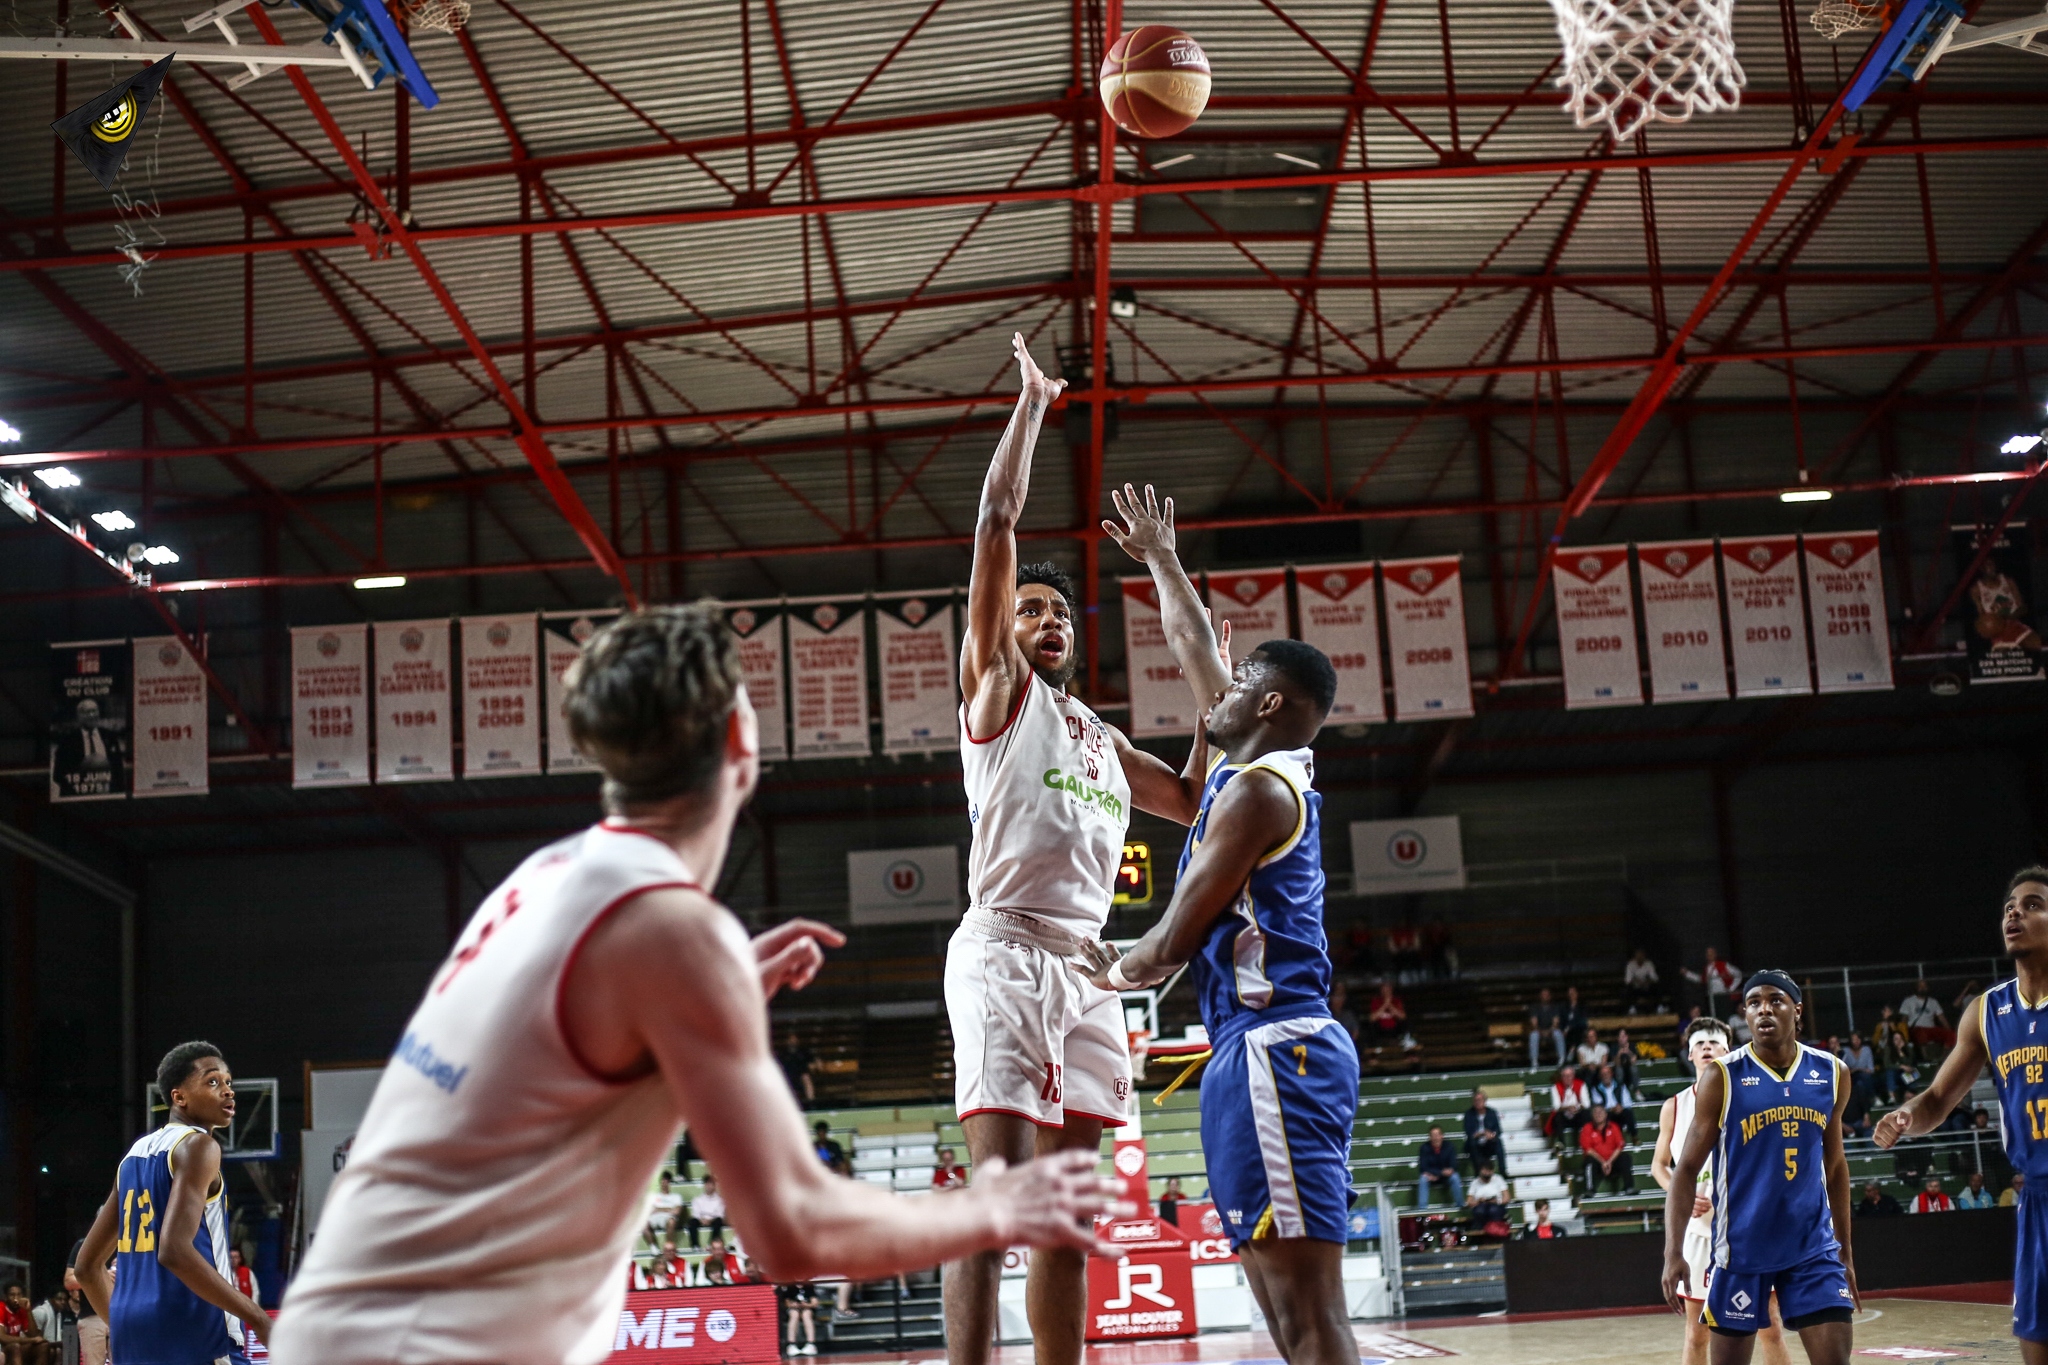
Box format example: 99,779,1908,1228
1014,333,1066,407
752,918,847,1000
1103,482,1176,564
1871,1105,1914,1149
972,1148,1133,1256
1073,938,1121,992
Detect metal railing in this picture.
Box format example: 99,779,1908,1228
1780,957,2007,1041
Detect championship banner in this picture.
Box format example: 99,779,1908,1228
788,598,870,758
374,619,453,783
1636,540,1729,704
1295,562,1386,725
132,635,208,798
1121,577,1197,737
1802,532,1893,693
1720,537,1814,698
875,592,958,754
722,601,789,762
50,638,130,802
543,610,620,774
460,614,541,778
1380,556,1474,720
1953,523,2044,684
609,1284,781,1364
1551,545,1643,710
291,625,370,788
1204,567,1288,665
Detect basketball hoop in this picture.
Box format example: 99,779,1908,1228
1810,0,1888,39
402,0,471,33
1547,0,1747,141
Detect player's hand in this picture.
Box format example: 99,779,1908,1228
752,918,847,1000
1660,1253,1690,1313
973,1149,1132,1256
1102,482,1176,564
1871,1105,1913,1149
1212,613,1232,675
1691,1194,1711,1219
1843,1263,1861,1312
1073,938,1120,992
245,1312,273,1346
1014,333,1066,407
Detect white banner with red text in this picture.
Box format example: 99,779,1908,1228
461,614,542,777
131,635,208,797
609,1284,781,1365
1552,545,1643,709
1721,537,1814,698
292,624,370,788
374,619,453,783
875,593,958,754
1380,556,1474,720
1802,531,1893,693
1635,540,1729,703
721,601,789,763
1294,562,1386,725
788,597,870,758
1205,567,1289,665
543,610,620,773
1121,577,1198,737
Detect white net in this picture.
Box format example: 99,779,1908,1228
1548,0,1747,142
403,0,471,33
1810,0,1887,39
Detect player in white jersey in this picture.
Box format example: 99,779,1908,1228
947,336,1212,1365
274,606,1124,1365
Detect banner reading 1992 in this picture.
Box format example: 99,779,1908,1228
1380,556,1473,720
1294,563,1385,725
292,624,369,788
1551,545,1642,709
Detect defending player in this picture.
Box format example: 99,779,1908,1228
275,606,1125,1365
1652,1019,1792,1365
1874,866,2048,1362
947,341,1212,1365
1661,972,1858,1365
75,1042,272,1365
1081,485,1356,1365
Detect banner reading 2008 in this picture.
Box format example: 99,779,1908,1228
461,614,541,778
1381,557,1473,720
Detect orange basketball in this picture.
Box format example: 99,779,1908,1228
1099,27,1211,139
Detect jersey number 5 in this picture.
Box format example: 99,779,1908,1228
117,1188,157,1254
1782,1147,1798,1182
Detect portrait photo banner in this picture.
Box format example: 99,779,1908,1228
1552,545,1643,710
1802,532,1893,693
292,624,369,789
1295,562,1386,725
876,593,958,755
543,610,621,774
1121,577,1196,737
461,614,541,778
1636,540,1729,704
723,601,790,762
1380,556,1474,720
1952,523,2045,684
1205,568,1288,665
1721,537,1814,699
788,598,870,758
132,635,208,798
374,619,453,784
50,638,131,803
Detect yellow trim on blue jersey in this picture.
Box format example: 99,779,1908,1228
1206,747,1229,775
1252,1204,1276,1240
1751,1046,1800,1085
1242,757,1310,869
2017,980,2048,1011
1714,1055,1733,1125
1980,990,1990,1043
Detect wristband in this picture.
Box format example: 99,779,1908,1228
1107,959,1139,992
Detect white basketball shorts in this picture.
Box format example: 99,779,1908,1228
1683,1217,1713,1302
944,917,1130,1128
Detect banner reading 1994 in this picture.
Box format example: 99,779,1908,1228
1294,563,1385,725
1380,556,1473,720
461,614,541,778
1551,545,1642,709
374,619,452,783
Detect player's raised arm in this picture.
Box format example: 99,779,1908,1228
1824,1055,1860,1309
1104,483,1232,705
962,334,1065,735
1874,994,1989,1149
1662,1060,1723,1311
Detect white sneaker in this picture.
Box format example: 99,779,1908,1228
786,1348,799,1357
802,1346,818,1356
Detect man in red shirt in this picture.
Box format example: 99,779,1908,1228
0,1282,50,1365
1519,1199,1567,1239
932,1147,967,1191
230,1248,259,1305
1906,1175,1954,1214
1578,1104,1633,1196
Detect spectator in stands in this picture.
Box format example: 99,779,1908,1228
1367,980,1412,1050
1899,979,1954,1057
1872,1003,1915,1100
1329,982,1361,1045
1462,1087,1504,1173
1156,1177,1185,1227
1561,987,1590,1053
775,1030,816,1107
1466,1161,1509,1234
1589,1063,1635,1138
1518,1199,1565,1239
1546,1065,1590,1146
64,1247,102,1365
1425,915,1457,980
1842,1032,1876,1119
931,1147,966,1191
1578,1104,1632,1196
1908,1174,1954,1214
1416,1125,1464,1209
29,1290,69,1365
810,1120,843,1168
780,1279,819,1357
1611,1028,1641,1094
1528,988,1567,1068
647,1172,683,1249
1623,948,1660,1014
1575,1026,1609,1073
682,1173,727,1248
1694,946,1741,1017
1388,924,1424,982
0,1282,49,1365
2005,1173,2026,1208
1854,1181,1902,1218
703,1252,731,1286
1957,1171,1994,1210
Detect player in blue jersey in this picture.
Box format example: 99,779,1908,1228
1875,866,2048,1362
1085,484,1356,1365
1661,972,1857,1365
75,1042,271,1365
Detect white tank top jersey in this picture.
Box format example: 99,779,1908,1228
961,672,1132,938
274,822,699,1365
1671,1082,1714,1232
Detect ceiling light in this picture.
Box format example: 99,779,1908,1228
1273,151,1322,169
1149,153,1195,171
1109,286,1138,320
1779,487,1833,503
2002,434,2044,456
0,420,20,443
353,574,407,589
140,545,179,566
91,510,136,531
33,466,80,489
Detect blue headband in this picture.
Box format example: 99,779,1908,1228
1742,969,1802,1004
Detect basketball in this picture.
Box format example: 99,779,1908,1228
1099,26,1211,139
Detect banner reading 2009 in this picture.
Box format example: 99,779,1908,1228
1551,546,1642,709
461,614,541,778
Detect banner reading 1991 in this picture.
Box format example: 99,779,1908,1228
292,624,369,788
131,635,208,797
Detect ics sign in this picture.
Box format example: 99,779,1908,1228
610,1285,780,1364
1114,842,1152,905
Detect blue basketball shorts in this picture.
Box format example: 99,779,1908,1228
1703,1251,1853,1335
2015,1188,2048,1343
1200,1013,1359,1249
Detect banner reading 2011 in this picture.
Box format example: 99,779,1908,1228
1381,557,1473,720
1552,545,1642,709
1802,532,1892,693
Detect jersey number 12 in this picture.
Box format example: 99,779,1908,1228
117,1188,157,1254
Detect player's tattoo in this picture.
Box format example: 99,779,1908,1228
1026,400,1043,422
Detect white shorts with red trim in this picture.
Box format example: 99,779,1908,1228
1682,1218,1713,1301
944,918,1130,1128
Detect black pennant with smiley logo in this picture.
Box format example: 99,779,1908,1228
51,54,174,191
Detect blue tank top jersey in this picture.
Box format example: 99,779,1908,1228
1710,1042,1843,1273
1979,979,2048,1180
108,1123,239,1365
1177,747,1332,1042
